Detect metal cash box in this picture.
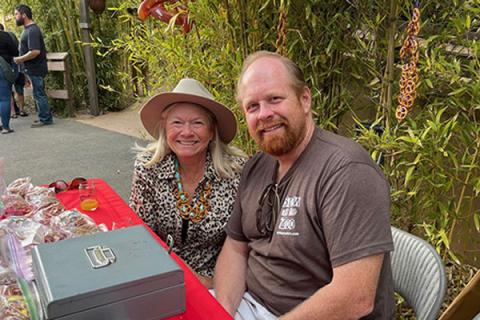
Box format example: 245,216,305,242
31,225,185,320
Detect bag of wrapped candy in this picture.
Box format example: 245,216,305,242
51,209,107,237
0,260,16,286
0,278,41,320
0,194,33,221
0,234,38,320
6,178,34,199
0,158,6,220
0,283,31,320
0,217,47,259
0,234,34,282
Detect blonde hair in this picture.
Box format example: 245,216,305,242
136,104,246,179
236,50,307,102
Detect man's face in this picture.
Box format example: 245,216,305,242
14,10,25,26
238,58,311,156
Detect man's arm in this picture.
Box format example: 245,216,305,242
14,49,40,64
214,236,249,316
280,253,384,320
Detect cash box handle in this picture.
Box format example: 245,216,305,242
85,246,116,269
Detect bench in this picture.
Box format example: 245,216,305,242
24,52,74,114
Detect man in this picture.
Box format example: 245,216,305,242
13,4,52,127
214,51,394,319
0,23,28,118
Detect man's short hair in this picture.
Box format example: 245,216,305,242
15,4,33,19
236,51,307,101
0,23,4,31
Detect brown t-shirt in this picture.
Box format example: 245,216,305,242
226,128,394,319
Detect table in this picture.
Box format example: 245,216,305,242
56,178,232,320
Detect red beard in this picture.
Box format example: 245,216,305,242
253,117,306,156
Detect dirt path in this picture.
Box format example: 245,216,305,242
75,104,152,141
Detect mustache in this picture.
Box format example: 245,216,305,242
255,120,287,134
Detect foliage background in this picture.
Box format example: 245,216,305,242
1,0,131,114
1,0,479,317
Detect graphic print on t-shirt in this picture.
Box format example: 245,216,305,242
276,195,300,236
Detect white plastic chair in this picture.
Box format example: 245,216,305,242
391,226,447,320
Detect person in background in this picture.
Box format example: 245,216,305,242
0,23,18,134
0,23,28,119
14,4,52,127
214,51,394,319
130,78,246,288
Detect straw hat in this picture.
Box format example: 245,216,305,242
140,78,237,143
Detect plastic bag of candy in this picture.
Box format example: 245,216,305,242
6,178,33,199
51,210,107,237
0,265,15,286
43,225,70,243
0,194,33,220
24,186,57,209
0,158,6,219
0,217,47,252
0,283,30,320
0,235,16,286
31,201,65,226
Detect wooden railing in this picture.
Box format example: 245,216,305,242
24,52,74,114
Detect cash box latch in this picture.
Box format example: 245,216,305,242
85,246,116,269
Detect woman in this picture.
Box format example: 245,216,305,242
130,78,246,288
0,26,18,134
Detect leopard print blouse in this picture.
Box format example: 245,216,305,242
130,152,245,277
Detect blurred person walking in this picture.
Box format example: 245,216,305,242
0,23,28,119
13,4,52,127
0,24,18,134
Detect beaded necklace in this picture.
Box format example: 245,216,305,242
174,159,212,223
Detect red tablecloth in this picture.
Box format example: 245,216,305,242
56,178,232,320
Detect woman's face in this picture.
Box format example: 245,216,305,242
164,103,214,161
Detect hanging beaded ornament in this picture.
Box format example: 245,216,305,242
396,3,421,121
173,160,212,223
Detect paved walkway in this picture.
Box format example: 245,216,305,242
0,107,150,201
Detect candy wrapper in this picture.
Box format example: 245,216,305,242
51,210,107,237
0,284,30,320
6,178,33,198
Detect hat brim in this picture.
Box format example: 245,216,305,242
140,92,237,143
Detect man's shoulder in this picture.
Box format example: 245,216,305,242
308,128,387,183
243,152,274,173
26,23,40,30
312,128,375,165
24,24,42,35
